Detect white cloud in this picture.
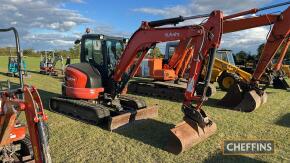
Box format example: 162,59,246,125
0,0,91,50
134,0,275,53
93,24,131,38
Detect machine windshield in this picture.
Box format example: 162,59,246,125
216,51,235,66
84,38,103,65
227,52,236,66
106,40,124,66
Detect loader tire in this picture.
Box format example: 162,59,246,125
217,72,239,91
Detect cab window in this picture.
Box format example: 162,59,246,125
84,39,103,65
106,40,123,66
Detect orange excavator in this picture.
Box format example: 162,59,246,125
50,10,223,154
272,38,290,89
49,2,289,154
131,2,290,103
129,38,216,101
0,28,51,162
219,3,290,111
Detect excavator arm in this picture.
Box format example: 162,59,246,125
112,11,223,98
0,27,51,163
274,38,290,71
1,87,51,163
111,11,224,154
219,5,290,111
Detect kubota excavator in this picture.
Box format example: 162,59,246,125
49,2,289,154
0,27,51,163
49,10,224,154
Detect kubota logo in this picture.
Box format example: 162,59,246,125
165,32,180,38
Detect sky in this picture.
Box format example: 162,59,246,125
0,0,289,54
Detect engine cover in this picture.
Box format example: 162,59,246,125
63,63,104,99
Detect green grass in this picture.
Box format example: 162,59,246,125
0,56,290,162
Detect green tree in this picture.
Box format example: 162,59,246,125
235,50,249,64
147,47,163,58
256,43,265,59
256,42,290,62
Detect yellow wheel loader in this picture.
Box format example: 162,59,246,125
202,50,252,91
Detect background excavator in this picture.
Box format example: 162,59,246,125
50,10,224,154
7,55,29,78
128,40,216,101
0,27,51,163
130,3,290,98
40,51,64,76
219,3,290,111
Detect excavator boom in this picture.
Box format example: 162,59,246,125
220,6,290,111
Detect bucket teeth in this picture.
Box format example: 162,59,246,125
167,117,217,154
108,106,158,130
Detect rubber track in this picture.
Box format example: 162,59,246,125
49,97,110,124
128,81,185,101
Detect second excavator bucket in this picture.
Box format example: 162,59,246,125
218,83,267,112
273,77,290,90
167,118,217,154
108,106,158,130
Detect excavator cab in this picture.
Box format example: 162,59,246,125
79,34,126,89
216,50,235,66
50,33,158,130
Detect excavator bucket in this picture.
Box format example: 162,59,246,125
108,106,158,130
272,77,290,90
218,83,266,112
167,118,217,154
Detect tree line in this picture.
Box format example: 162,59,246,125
0,43,289,63
234,43,290,65
0,45,80,59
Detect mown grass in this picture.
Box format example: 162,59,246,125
0,56,289,162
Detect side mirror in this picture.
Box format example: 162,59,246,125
74,39,81,45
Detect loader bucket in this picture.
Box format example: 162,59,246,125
167,118,217,154
272,77,290,90
218,83,265,112
108,106,158,130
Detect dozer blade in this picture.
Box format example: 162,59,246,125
108,106,158,130
167,118,217,154
273,77,290,90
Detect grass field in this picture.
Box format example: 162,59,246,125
0,56,290,163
